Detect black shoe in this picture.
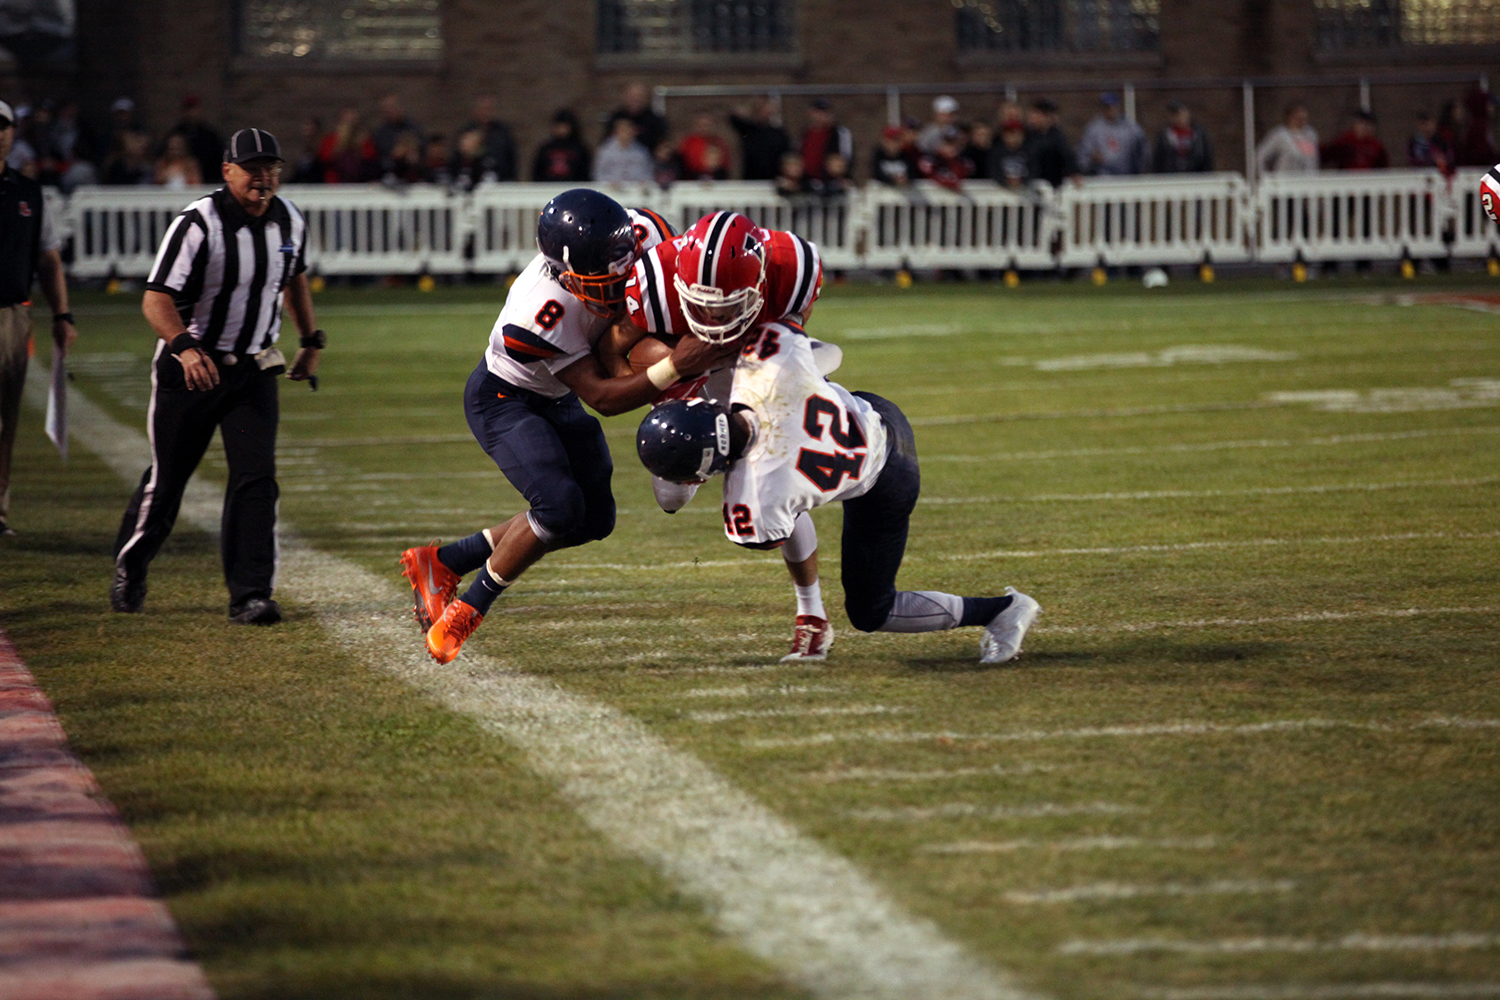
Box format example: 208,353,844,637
110,565,146,613
229,597,282,625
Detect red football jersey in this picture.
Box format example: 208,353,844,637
623,227,822,339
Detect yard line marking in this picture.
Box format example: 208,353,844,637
807,764,1058,784
1132,982,1500,999
942,531,1500,562
1035,606,1499,635
40,371,1036,1000
851,802,1137,822
908,400,1281,426
921,475,1500,505
685,705,909,724
1004,879,1293,905
926,425,1500,462
923,837,1217,854
1059,933,1500,956
683,684,844,699
743,717,1500,750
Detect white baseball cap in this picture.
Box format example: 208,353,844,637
934,95,959,115
0,100,13,126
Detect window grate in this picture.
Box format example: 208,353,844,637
597,0,796,55
238,0,442,61
955,0,1159,53
1316,0,1500,49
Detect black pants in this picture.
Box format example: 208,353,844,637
463,363,615,550
841,391,920,632
114,343,280,606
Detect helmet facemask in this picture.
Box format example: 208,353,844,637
556,238,640,319
673,266,765,344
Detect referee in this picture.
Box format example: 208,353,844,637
111,127,324,624
0,97,77,537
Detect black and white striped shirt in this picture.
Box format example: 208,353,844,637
145,188,308,355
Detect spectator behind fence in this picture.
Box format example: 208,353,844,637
593,116,653,185
678,112,732,180
1257,103,1319,174
991,113,1031,190
383,128,427,184
799,98,853,183
1321,110,1389,170
458,95,518,182
152,132,202,189
818,151,852,200
450,127,489,191
916,95,960,155
774,151,813,198
288,117,324,184
105,97,140,165
1079,92,1147,176
1024,99,1078,187
728,97,790,180
168,94,224,185
916,127,973,192
606,82,668,152
651,140,681,188
1458,86,1497,166
871,124,916,187
24,100,61,188
103,128,153,185
1408,111,1454,173
531,109,591,183
1153,100,1213,173
426,134,451,187
51,101,98,191
962,120,993,180
373,93,424,177
320,107,377,183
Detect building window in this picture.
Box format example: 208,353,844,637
1316,0,1500,49
955,0,1159,53
238,0,443,61
597,0,796,56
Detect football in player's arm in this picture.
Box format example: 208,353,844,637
637,320,1042,664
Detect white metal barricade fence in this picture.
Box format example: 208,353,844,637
55,172,1500,278
1253,169,1453,264
1056,172,1251,268
861,180,1057,271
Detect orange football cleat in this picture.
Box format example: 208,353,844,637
399,544,460,631
426,599,484,664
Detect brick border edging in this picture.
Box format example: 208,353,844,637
0,628,216,1000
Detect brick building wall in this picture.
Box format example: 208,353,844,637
1,0,1494,179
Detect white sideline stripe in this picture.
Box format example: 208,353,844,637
1133,983,1500,1000
923,837,1217,854
34,370,1036,1000
851,802,1136,822
1060,934,1500,956
926,425,1500,462
1035,606,1499,636
808,764,1058,784
685,705,909,724
683,684,844,699
944,531,1500,562
922,476,1500,505
1004,879,1294,905
743,716,1500,750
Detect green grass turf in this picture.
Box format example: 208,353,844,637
2,275,1498,999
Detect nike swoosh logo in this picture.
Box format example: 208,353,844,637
426,560,442,596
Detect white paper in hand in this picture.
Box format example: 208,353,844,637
44,342,67,461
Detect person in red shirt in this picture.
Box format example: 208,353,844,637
798,99,852,183
1320,111,1390,171
677,112,732,180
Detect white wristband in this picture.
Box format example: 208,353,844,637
645,357,680,391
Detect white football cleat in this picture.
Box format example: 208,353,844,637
781,615,834,662
980,587,1040,664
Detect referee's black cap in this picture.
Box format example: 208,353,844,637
224,128,284,164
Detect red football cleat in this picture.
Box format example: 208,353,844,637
426,599,484,665
781,615,833,662
399,544,460,631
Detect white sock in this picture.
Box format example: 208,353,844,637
877,591,964,633
481,527,496,548
795,581,825,619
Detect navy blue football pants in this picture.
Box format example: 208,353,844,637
841,391,920,633
464,362,615,550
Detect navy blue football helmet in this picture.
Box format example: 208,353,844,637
637,398,733,484
536,188,641,317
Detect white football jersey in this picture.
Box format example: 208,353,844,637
721,321,889,546
484,254,613,398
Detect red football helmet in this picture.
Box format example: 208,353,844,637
673,212,767,344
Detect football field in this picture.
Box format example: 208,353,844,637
3,277,1499,999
